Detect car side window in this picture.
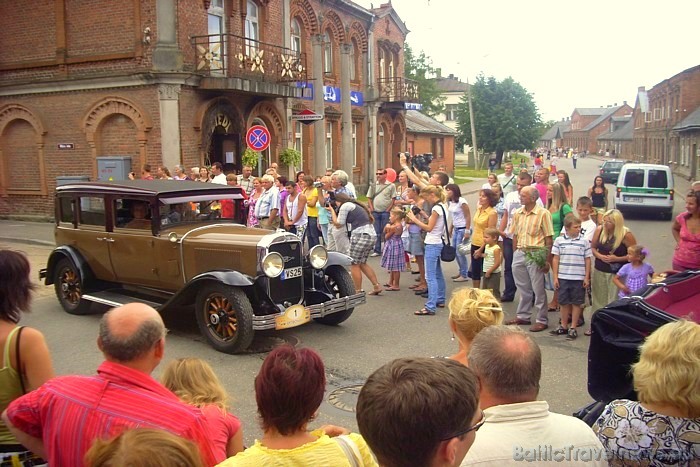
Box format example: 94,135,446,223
78,197,106,226
623,169,644,188
114,198,152,229
59,197,74,224
648,170,668,189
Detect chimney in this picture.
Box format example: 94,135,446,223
436,68,442,79
448,73,454,79
614,103,618,106
623,100,627,105
638,86,645,92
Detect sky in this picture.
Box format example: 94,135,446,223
354,0,699,122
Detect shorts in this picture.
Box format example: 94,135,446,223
407,232,425,256
470,244,484,280
558,279,585,305
349,232,376,265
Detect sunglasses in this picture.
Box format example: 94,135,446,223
376,172,385,176
440,410,486,441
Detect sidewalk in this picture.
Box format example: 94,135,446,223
0,219,54,247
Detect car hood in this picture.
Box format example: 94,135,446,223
164,223,269,247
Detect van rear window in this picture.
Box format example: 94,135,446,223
623,169,645,187
648,170,668,189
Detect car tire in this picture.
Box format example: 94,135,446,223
53,257,92,315
196,283,254,354
314,265,356,326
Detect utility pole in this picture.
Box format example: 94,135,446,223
466,78,478,169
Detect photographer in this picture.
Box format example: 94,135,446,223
399,153,448,189
367,168,396,257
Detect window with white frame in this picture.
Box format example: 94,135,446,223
291,18,301,54
653,108,662,121
352,123,358,167
323,31,333,74
245,0,259,55
326,122,333,168
207,1,225,73
294,121,303,169
445,104,458,121
645,112,652,123
378,49,385,80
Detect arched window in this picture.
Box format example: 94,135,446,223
349,40,356,81
323,31,333,74
378,48,385,80
245,0,259,54
291,18,301,54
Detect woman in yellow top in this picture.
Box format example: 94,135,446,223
0,250,55,462
470,189,498,288
217,345,378,467
301,175,321,248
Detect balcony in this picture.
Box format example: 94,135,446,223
377,77,419,105
191,34,308,98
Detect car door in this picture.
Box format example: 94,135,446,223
68,195,116,281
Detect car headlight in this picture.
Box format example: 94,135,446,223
262,252,284,278
308,245,328,269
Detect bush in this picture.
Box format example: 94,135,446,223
242,148,260,168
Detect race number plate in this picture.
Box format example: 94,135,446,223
281,266,302,280
275,304,310,330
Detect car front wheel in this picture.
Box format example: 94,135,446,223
196,283,254,354
314,265,356,325
54,258,92,315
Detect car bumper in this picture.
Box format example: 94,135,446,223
251,291,367,330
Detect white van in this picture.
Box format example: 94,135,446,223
614,163,674,220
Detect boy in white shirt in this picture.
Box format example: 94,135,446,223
560,196,597,242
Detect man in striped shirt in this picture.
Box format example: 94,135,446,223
506,186,554,332
2,303,215,467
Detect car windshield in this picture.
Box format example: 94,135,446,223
606,162,624,169
160,194,246,227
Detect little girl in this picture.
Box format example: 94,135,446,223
161,357,244,463
613,245,654,298
381,208,407,290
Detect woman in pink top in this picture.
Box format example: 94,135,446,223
672,190,700,271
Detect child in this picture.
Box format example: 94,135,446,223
561,196,597,242
613,245,654,298
161,358,244,463
481,227,502,300
380,208,407,290
550,214,592,340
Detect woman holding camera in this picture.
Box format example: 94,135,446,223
407,185,448,316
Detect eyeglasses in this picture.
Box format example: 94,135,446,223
376,173,385,176
440,410,486,440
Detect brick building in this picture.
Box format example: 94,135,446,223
596,116,634,159
563,104,632,155
0,0,418,217
404,110,457,173
539,119,570,149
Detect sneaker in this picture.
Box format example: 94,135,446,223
370,252,380,257
549,326,567,336
566,328,578,340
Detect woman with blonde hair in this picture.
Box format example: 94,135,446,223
447,288,504,365
594,320,700,463
85,428,205,467
545,183,573,312
161,358,243,463
589,209,636,335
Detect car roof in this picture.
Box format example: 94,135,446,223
56,180,244,197
619,163,671,169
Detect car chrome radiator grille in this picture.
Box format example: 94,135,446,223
268,242,303,305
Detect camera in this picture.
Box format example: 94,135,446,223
411,206,421,215
398,152,434,174
313,181,324,189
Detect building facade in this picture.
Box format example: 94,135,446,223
404,110,456,173
563,104,632,155
0,0,417,217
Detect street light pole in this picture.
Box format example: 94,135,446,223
467,78,478,169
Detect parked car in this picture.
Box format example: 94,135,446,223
40,180,365,354
614,163,674,220
598,160,625,184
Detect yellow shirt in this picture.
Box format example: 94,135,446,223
217,430,378,467
472,206,495,247
510,205,553,248
304,188,319,217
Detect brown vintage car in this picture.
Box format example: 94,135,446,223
39,180,365,353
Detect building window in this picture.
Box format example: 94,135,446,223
431,138,444,159
323,31,333,74
245,0,259,54
445,104,458,121
653,108,661,121
352,123,358,167
291,18,301,54
378,127,385,165
326,122,333,169
294,121,303,169
207,1,225,73
349,42,356,81
378,48,385,80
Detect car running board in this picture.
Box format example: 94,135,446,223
82,290,164,310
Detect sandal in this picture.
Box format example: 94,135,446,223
409,284,421,290
584,329,593,336
414,308,435,316
383,283,392,288
385,287,400,291
413,288,427,294
368,284,383,296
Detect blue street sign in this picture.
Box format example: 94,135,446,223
350,91,363,106
405,102,423,110
323,86,341,103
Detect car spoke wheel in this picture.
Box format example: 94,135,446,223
53,258,92,315
196,284,254,354
314,265,356,326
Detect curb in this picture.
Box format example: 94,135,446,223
0,237,54,248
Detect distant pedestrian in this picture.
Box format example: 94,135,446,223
572,152,579,169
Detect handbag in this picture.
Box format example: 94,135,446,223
438,205,456,262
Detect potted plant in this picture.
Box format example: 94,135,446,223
279,147,302,169
242,148,260,168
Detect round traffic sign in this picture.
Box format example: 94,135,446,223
246,125,271,152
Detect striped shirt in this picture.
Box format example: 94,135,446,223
5,361,215,467
552,233,592,280
510,205,553,248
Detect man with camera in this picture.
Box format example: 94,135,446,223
367,168,396,257
399,153,449,189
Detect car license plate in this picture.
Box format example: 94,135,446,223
275,304,310,330
281,266,302,280
625,196,642,202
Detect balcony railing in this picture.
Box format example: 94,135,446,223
191,34,308,84
377,77,419,103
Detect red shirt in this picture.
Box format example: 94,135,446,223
200,404,241,463
5,361,216,467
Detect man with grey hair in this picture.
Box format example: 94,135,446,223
462,326,607,466
254,174,281,230
331,169,356,198
2,303,215,466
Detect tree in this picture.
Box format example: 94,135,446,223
404,43,445,118
456,75,541,167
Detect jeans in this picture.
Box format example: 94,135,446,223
307,216,320,248
320,223,329,245
373,211,390,254
502,237,516,299
424,243,446,311
452,228,469,278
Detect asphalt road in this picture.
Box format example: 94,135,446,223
0,155,689,446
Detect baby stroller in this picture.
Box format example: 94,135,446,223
574,270,700,425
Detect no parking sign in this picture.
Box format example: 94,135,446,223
246,125,271,152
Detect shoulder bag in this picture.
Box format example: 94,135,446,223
335,435,364,467
438,205,456,262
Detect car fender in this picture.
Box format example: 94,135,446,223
43,246,94,286
164,270,255,308
324,251,353,268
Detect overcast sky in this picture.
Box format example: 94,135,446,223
354,0,699,122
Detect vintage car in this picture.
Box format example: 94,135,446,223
39,180,365,354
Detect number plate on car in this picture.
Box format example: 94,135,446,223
625,196,642,202
275,304,310,330
281,266,302,280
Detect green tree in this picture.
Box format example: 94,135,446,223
404,43,445,118
457,75,541,167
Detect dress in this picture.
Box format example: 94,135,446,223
616,262,654,298
247,195,260,228
217,429,378,467
381,232,406,272
673,212,700,270
593,399,700,466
